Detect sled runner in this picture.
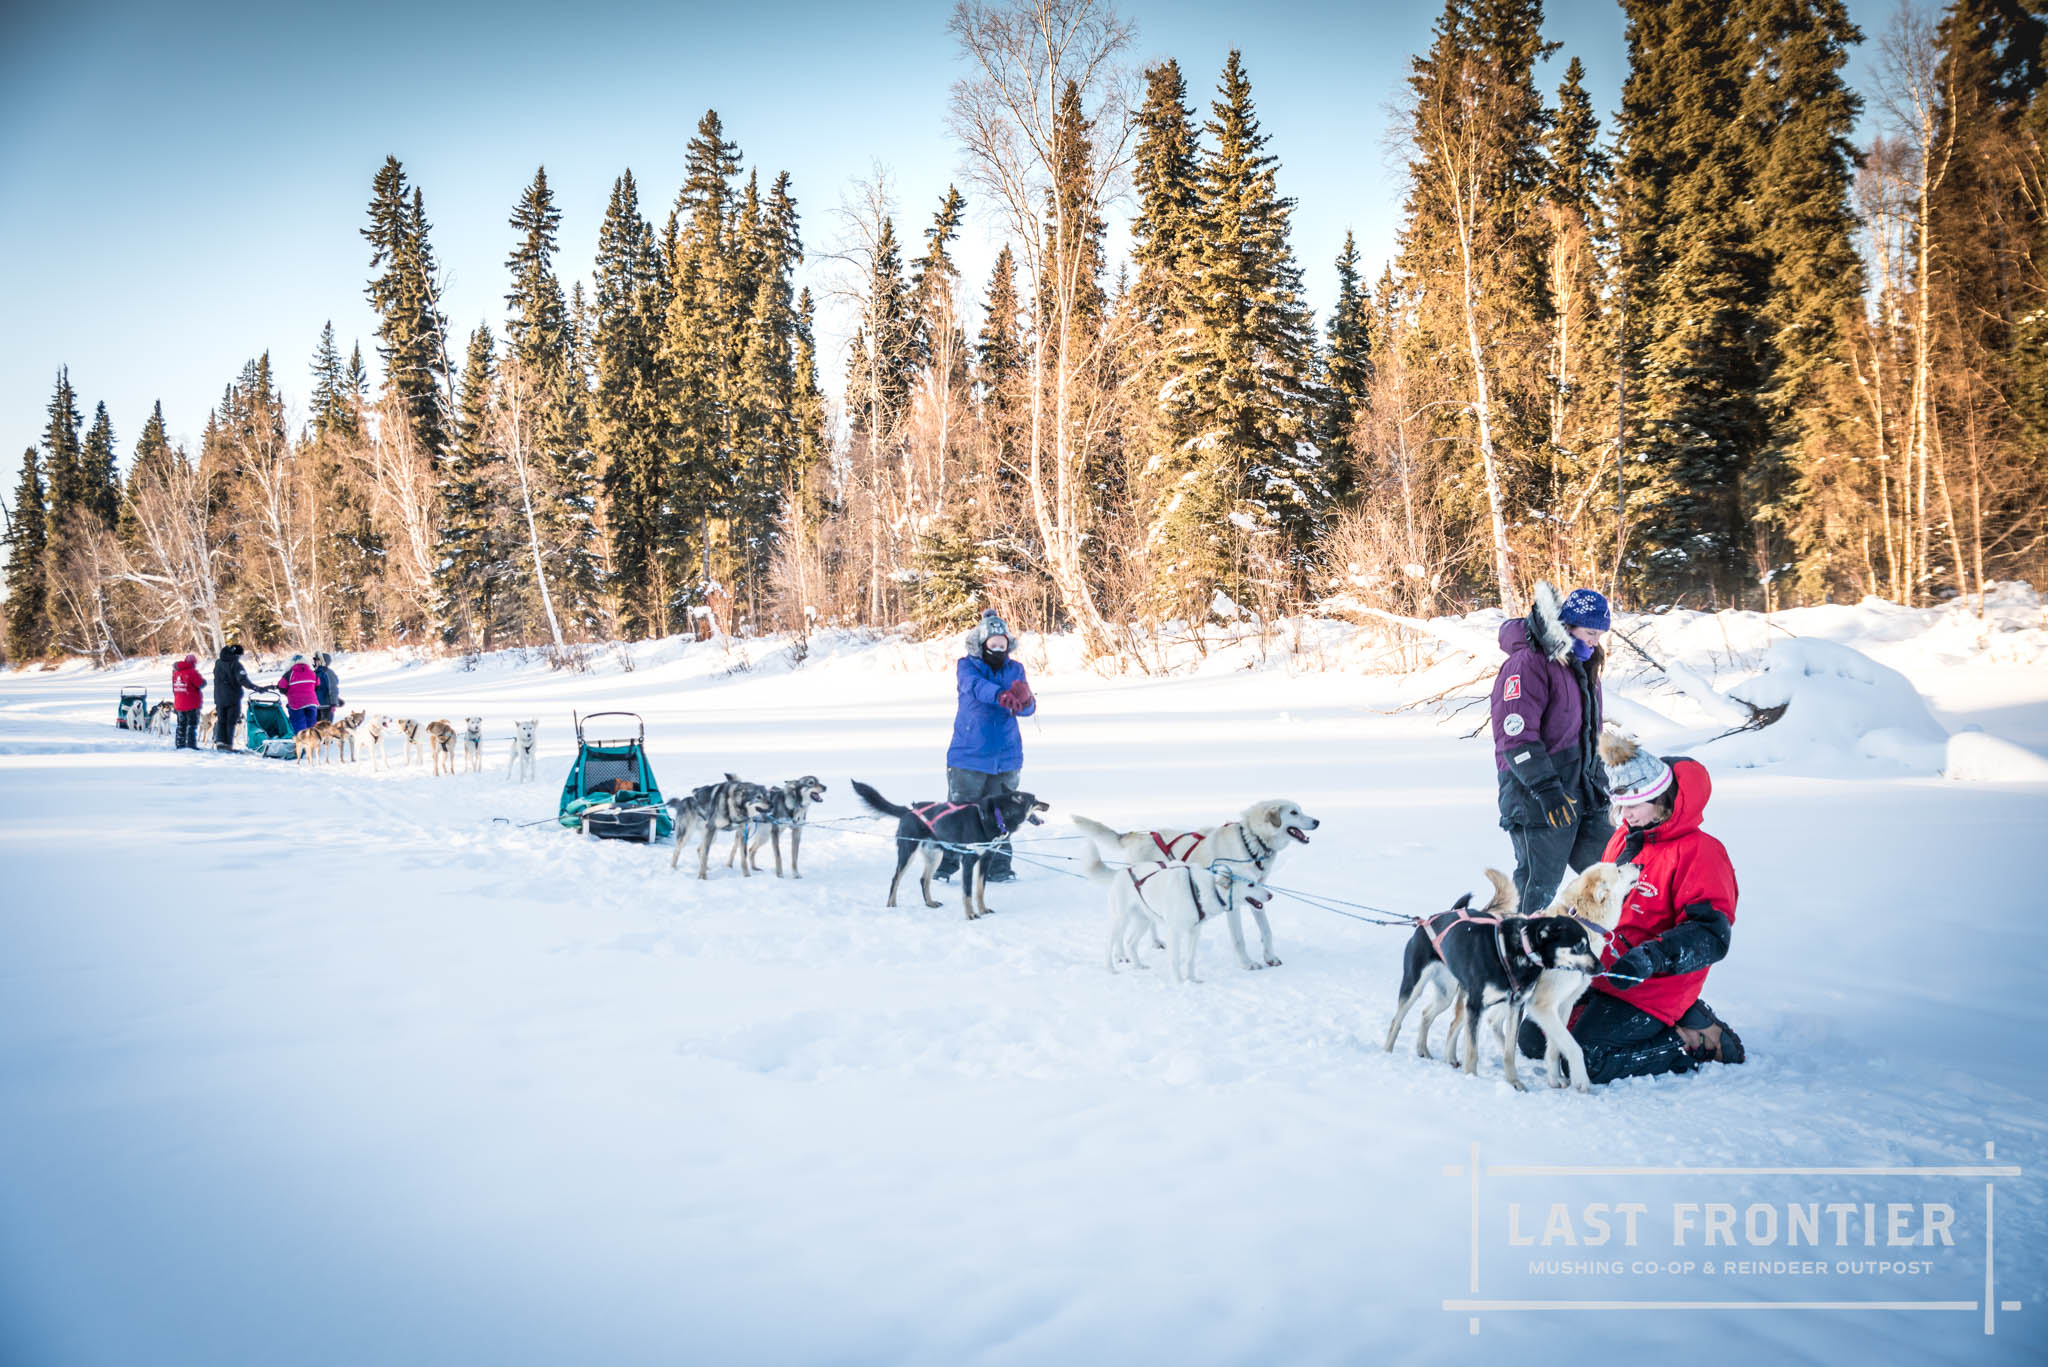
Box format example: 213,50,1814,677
559,711,674,843
243,687,297,759
116,688,148,730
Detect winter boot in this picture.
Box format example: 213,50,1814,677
1676,1000,1745,1065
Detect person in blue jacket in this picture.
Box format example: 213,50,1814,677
935,609,1037,884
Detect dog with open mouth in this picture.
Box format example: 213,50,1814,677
1080,843,1274,985
1070,799,1318,970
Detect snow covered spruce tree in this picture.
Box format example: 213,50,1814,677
362,157,454,467
1320,230,1376,501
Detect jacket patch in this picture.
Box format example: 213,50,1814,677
1503,674,1522,700
1503,713,1525,737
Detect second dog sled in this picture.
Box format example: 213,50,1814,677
559,711,674,842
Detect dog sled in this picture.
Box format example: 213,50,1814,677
559,712,674,842
243,687,298,759
116,688,148,730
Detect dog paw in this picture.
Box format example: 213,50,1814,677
1243,960,1264,971
923,899,943,909
1508,1078,1527,1093
1265,956,1282,967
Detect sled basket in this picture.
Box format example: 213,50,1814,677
116,688,148,730
558,711,673,842
244,688,294,756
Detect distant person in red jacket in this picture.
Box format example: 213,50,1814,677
278,655,320,733
1520,730,1745,1084
170,653,206,750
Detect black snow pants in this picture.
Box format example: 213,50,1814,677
1507,803,1615,912
214,700,242,749
1517,991,1718,1085
175,710,200,749
934,766,1019,881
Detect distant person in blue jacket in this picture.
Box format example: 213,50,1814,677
936,610,1037,884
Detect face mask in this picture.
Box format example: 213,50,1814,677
1573,639,1595,662
980,645,1009,672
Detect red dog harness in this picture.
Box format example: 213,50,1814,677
1150,831,1205,861
1416,905,1541,996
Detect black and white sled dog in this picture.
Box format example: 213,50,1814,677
1079,842,1273,985
850,779,1048,920
147,700,176,736
1512,860,1639,1091
730,776,828,879
1070,799,1318,972
506,719,539,782
461,717,485,773
668,774,776,880
1382,869,1602,1091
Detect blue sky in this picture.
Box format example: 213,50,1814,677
1,0,1894,470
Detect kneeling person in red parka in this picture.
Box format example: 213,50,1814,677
1519,730,1745,1084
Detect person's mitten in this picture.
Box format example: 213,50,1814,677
996,683,1023,713
1533,784,1577,829
1008,678,1034,710
1606,939,1668,985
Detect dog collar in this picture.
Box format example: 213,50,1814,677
994,807,1008,835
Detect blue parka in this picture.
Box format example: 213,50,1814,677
947,654,1036,773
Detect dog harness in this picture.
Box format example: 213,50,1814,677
1149,831,1206,861
1128,864,1206,920
908,800,972,832
1415,907,1541,998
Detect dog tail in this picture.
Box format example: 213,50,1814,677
1070,813,1129,851
1075,839,1115,885
1478,867,1517,916
850,779,910,820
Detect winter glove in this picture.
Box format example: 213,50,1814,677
996,682,1026,713
1008,678,1034,709
1606,940,1668,985
1534,785,1577,829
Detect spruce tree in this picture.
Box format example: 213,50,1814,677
309,320,358,439
363,156,451,460
503,166,601,634
1130,60,1204,335
5,448,50,658
1321,232,1374,493
40,370,84,515
129,401,174,491
80,401,119,526
439,323,503,648
593,169,670,635
1618,0,1768,601
1156,51,1328,612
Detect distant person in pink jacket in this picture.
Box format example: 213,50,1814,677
278,654,320,733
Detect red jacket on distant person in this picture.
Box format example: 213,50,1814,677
1591,758,1737,1026
171,655,205,711
279,662,319,710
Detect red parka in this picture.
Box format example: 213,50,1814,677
1592,758,1737,1025
171,655,205,711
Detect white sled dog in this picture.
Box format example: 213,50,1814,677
1071,799,1318,972
364,715,394,771
461,717,485,773
1079,842,1272,985
506,719,539,782
396,718,428,768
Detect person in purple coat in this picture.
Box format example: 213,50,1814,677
1491,582,1614,909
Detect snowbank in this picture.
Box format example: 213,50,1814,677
1704,638,1949,773
1945,729,2048,783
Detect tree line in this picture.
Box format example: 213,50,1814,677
6,0,2043,668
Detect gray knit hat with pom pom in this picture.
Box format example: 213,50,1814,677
1599,727,1673,804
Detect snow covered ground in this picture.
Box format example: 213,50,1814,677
3,595,2046,1366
